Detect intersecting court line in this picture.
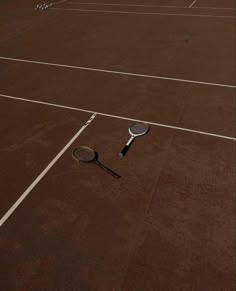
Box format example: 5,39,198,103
0,56,235,89
0,93,235,141
0,113,96,228
67,2,236,10
189,0,198,8
49,7,236,19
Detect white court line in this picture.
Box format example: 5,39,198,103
189,0,198,8
67,2,236,10
52,0,68,5
191,6,236,10
49,7,236,19
0,56,235,89
0,93,235,141
67,2,186,8
0,113,96,228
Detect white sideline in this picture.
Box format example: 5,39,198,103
49,7,236,19
0,93,235,141
0,56,235,89
0,113,96,227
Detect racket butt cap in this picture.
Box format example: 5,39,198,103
119,145,129,157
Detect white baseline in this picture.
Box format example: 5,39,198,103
52,0,68,6
66,2,236,10
0,56,235,89
49,7,236,19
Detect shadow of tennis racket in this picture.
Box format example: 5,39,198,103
73,146,120,179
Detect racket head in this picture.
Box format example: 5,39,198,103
72,146,97,163
129,122,150,137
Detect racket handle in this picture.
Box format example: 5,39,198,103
119,145,130,157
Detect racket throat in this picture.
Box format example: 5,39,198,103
126,136,135,146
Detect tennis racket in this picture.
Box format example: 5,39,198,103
119,122,150,157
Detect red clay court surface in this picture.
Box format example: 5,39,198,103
0,0,235,290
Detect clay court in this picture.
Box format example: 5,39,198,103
0,0,236,290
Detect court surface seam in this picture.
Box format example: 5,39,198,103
1,93,235,141
49,7,236,19
0,113,97,228
1,56,235,89
66,2,236,10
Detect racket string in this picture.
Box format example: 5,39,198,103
130,123,149,134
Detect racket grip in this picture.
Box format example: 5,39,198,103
119,145,130,157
